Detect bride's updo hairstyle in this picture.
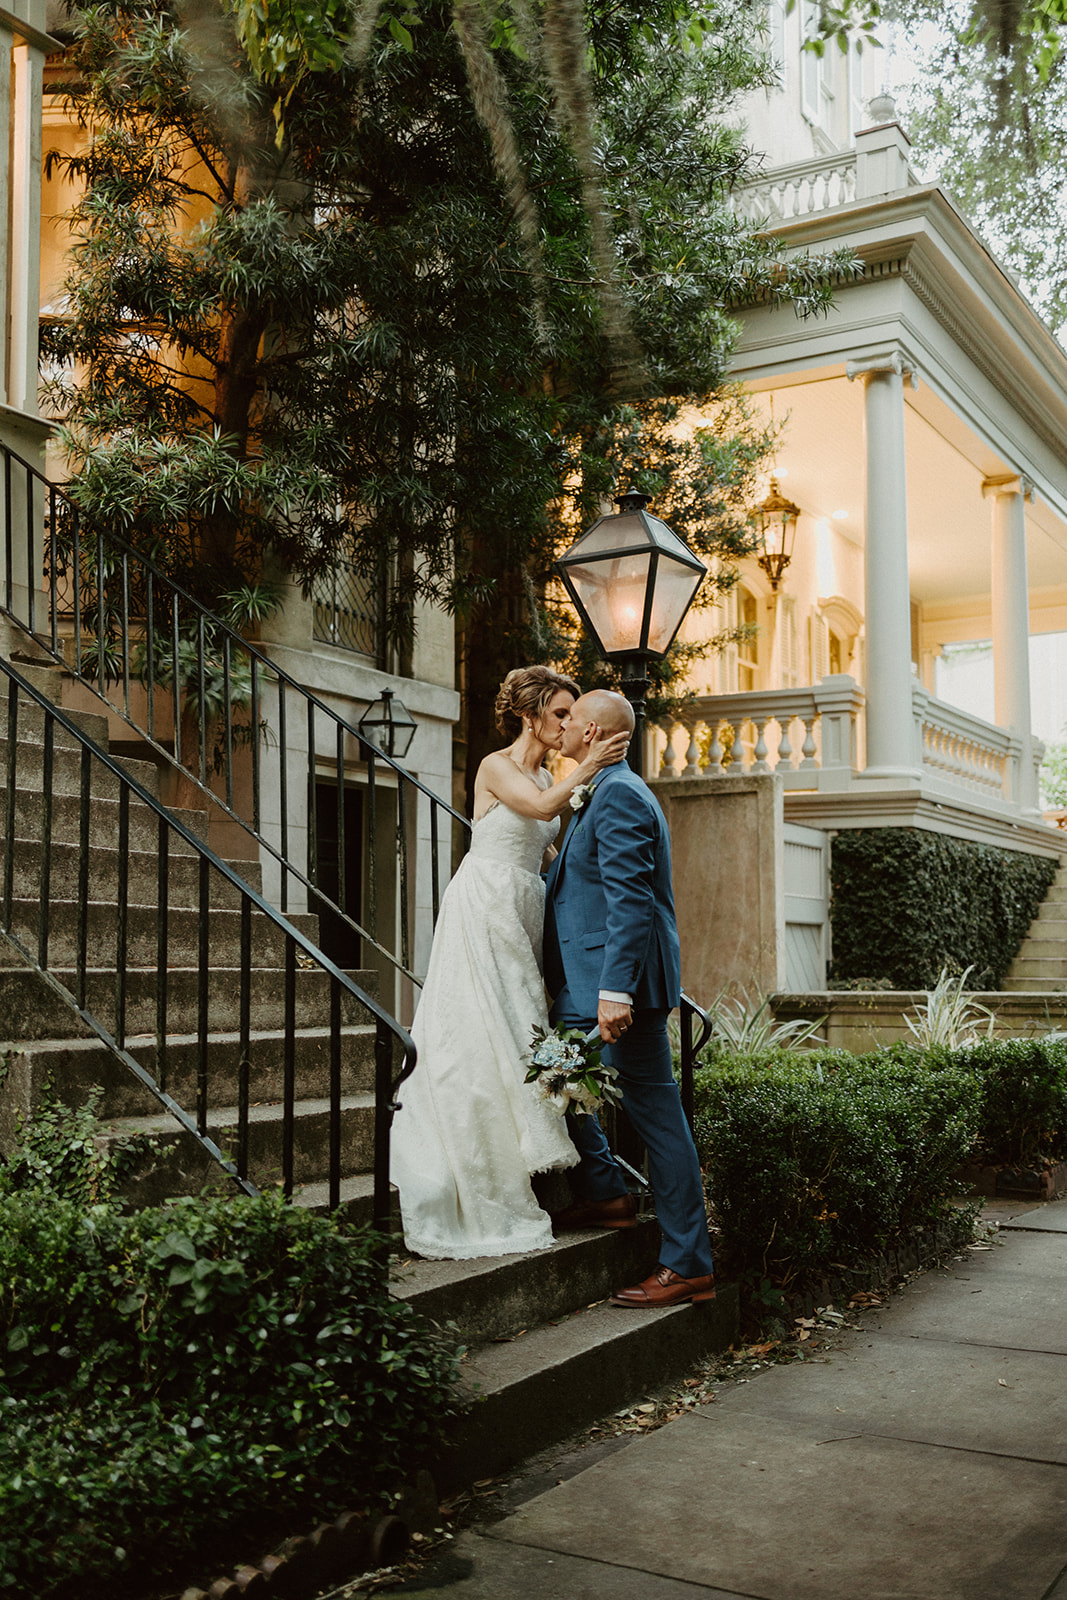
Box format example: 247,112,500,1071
495,665,581,739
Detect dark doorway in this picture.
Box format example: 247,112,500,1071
311,781,363,972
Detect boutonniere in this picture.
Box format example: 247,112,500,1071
569,783,594,813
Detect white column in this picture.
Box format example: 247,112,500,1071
10,40,45,414
984,475,1039,813
0,21,13,405
847,351,922,783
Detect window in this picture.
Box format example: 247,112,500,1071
312,556,383,662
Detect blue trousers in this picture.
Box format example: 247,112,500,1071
553,1005,713,1279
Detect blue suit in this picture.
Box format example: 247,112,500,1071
544,762,713,1279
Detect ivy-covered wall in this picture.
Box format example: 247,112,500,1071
829,828,1060,989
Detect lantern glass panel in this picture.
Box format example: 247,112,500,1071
567,552,652,654
577,511,649,555
646,559,706,654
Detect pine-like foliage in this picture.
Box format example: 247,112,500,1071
41,0,855,767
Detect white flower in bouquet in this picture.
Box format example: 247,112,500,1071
524,1024,623,1117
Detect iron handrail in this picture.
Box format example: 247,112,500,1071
0,653,416,1235
678,990,713,1132
0,439,471,996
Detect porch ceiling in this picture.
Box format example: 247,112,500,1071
750,374,1067,607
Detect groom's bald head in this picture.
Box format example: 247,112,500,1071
560,690,634,760
572,691,634,738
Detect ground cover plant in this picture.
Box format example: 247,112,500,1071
0,1106,462,1598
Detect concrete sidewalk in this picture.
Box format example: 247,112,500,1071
395,1200,1067,1600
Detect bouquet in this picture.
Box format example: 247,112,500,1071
524,1023,623,1117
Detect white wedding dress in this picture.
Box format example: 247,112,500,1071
390,786,578,1259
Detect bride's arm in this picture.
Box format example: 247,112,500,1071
477,732,630,821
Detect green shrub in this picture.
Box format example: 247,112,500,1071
829,828,1057,989
694,1047,980,1288
940,1036,1067,1168
0,1166,461,1596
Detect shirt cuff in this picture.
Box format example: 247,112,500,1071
599,989,633,1005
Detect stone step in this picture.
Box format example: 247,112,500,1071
0,896,320,970
107,1092,377,1208
0,736,162,800
1003,956,1067,979
0,695,110,750
1002,977,1067,992
390,1223,663,1344
440,1281,739,1488
1010,938,1067,960
0,963,376,1039
0,786,207,853
0,838,263,906
0,1024,379,1132
0,617,58,667
292,1171,396,1230
1,658,61,701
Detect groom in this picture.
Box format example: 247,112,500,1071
543,690,715,1308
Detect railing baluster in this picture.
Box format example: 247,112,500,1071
278,683,288,913
336,721,346,924
171,591,182,767
3,680,17,931
95,529,106,697
250,656,261,833
197,854,210,1135
156,816,169,1093
24,465,35,635
3,450,12,615
329,974,341,1211
222,632,233,810
76,746,91,1009
120,549,131,718
366,744,377,950
306,700,317,898
238,895,252,1183
38,715,54,969
116,786,130,1049
373,1021,393,1241
72,513,83,678
48,484,58,656
430,800,440,928
196,610,207,785
398,776,410,978
145,571,155,742
283,934,296,1198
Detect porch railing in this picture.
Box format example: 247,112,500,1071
0,440,471,1009
0,655,415,1231
734,152,857,225
656,678,864,787
655,676,1042,812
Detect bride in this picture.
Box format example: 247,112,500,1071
390,665,630,1260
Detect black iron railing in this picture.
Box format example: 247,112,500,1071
0,440,470,1004
0,654,415,1232
678,990,714,1132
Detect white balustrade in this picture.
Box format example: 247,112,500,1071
653,678,864,787
911,683,1015,802
653,678,1041,819
734,154,858,224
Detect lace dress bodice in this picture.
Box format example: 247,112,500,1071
469,800,559,876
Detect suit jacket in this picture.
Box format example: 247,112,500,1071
543,761,681,1018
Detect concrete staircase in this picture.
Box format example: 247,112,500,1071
1003,857,1067,992
0,621,383,1215
0,619,738,1484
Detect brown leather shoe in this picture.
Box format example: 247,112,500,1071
550,1194,639,1231
610,1265,716,1307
